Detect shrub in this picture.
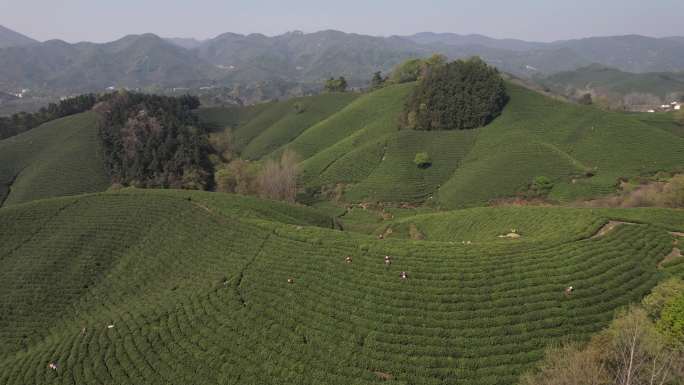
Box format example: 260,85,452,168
401,57,508,131
370,71,386,89
215,159,258,195
388,59,424,84
324,77,348,93
578,93,593,105
256,150,300,203
643,278,684,318
413,152,432,169
527,176,554,198
658,294,684,343
209,130,234,162
664,175,684,207
388,54,446,85
676,109,684,126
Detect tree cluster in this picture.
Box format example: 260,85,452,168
370,71,387,90
324,77,348,93
401,57,508,131
96,91,212,190
214,150,300,203
0,94,100,140
388,54,447,85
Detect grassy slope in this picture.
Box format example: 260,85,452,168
0,190,680,385
385,206,684,243
437,84,684,207
634,111,684,138
206,83,684,207
241,93,358,160
0,112,110,207
196,93,358,157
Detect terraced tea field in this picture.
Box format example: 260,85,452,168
204,82,684,207
0,112,109,207
1,189,681,385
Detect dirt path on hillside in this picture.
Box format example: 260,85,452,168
659,247,682,269
591,221,636,239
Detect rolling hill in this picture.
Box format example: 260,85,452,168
0,188,681,385
200,82,684,207
0,112,109,207
1,61,683,385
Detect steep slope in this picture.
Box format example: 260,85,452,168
0,25,37,48
0,112,109,207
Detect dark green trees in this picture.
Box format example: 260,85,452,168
578,93,593,105
401,57,508,131
0,94,100,140
324,77,348,92
370,71,386,89
96,92,212,190
388,54,447,85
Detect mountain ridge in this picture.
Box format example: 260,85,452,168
0,25,38,48
2,27,684,99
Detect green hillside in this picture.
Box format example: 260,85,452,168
197,93,358,157
0,112,110,207
436,84,684,207
203,82,684,207
385,206,684,243
0,189,681,385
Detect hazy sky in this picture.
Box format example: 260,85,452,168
1,0,683,43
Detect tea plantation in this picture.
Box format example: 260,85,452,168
1,189,681,385
205,82,684,207
0,112,109,207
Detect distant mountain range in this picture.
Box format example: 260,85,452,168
1,25,684,99
540,64,684,99
0,25,37,49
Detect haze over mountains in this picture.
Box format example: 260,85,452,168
1,25,684,98
0,25,37,49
